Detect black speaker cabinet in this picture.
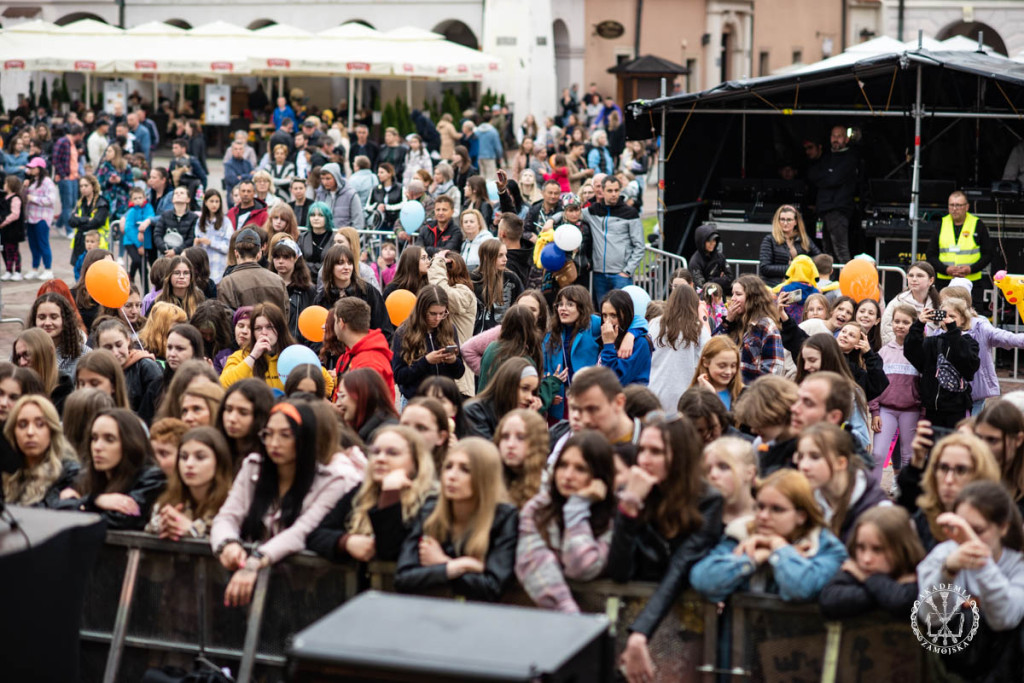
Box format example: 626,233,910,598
287,591,614,682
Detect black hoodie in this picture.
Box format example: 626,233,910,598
688,223,730,289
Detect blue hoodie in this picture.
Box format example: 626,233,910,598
599,325,652,387
543,314,603,420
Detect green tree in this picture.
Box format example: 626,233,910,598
28,80,35,109
39,80,50,110
60,77,71,105
457,84,472,111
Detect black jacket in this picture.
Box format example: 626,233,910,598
819,570,918,620
394,502,518,602
758,437,798,477
689,224,731,289
806,146,860,213
307,488,435,563
314,279,391,341
390,326,465,400
286,283,316,340
152,208,199,255
462,399,499,440
10,458,81,508
298,228,333,280
75,466,166,531
124,356,163,425
470,269,524,334
607,484,723,637
357,410,398,443
378,145,408,181
416,220,463,256
68,196,110,265
369,183,403,230
779,317,889,401
904,320,980,426
758,233,821,285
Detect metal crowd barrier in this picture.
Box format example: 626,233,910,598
726,259,908,302
634,245,688,301
81,531,933,683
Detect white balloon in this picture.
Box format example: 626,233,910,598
553,224,583,251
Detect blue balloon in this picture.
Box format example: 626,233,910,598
277,344,320,382
399,201,425,231
622,285,651,319
540,243,566,271
485,180,499,202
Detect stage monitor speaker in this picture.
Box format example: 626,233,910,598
287,591,614,682
0,506,106,683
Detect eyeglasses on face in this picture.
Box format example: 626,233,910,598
936,463,973,479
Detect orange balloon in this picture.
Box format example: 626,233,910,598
839,259,879,302
385,290,417,326
297,305,329,342
84,260,131,308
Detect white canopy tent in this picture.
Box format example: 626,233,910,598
1,18,502,127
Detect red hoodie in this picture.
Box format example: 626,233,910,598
333,329,396,399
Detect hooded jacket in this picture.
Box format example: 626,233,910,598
688,223,730,289
904,320,980,424
334,329,396,399
314,163,365,229
152,208,199,255
582,199,645,276
416,219,462,256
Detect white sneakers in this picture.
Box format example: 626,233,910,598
0,273,9,282
2,272,25,281
10,272,22,281
39,269,54,280
22,268,52,280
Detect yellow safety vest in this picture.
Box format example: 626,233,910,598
936,212,981,281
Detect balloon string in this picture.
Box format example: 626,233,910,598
120,307,142,349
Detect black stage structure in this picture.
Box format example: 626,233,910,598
626,44,1024,288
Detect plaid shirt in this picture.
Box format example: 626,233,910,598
25,177,57,224
52,136,73,180
715,316,784,385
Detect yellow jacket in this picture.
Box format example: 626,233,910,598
220,349,335,396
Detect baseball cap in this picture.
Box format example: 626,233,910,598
27,157,47,169
236,228,261,247
561,193,581,209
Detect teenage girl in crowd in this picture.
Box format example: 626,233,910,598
2,395,80,507
879,261,940,345
819,506,924,619
689,336,743,410
869,303,921,477
494,409,549,508
307,425,437,564
395,438,519,602
714,274,783,385
648,283,709,411
516,430,616,613
794,423,890,542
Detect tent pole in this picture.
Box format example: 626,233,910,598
910,61,923,261
741,112,747,178
348,76,355,130
278,74,284,102
406,78,412,109
153,73,158,108
85,73,91,110
658,78,666,243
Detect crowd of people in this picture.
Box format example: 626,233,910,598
2,93,1024,681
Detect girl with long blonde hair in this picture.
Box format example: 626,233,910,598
308,425,438,563
494,409,549,507
394,437,518,601
2,395,79,507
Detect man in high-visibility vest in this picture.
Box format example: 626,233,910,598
926,190,993,305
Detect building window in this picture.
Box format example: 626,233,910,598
792,49,803,64
759,51,769,76
686,58,697,92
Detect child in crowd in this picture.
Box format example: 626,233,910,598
812,253,837,302
689,336,743,410
819,506,923,619
372,240,398,289
74,230,101,282
703,436,757,526
854,298,882,352
1,176,25,281
543,154,570,193
122,187,153,287
869,303,920,477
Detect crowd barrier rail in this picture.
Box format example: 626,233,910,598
82,531,936,683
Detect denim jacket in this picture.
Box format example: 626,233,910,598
690,524,847,603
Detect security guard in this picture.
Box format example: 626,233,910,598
926,191,992,292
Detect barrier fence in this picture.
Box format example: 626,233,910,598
82,531,935,683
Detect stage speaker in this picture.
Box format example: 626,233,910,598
287,591,614,682
0,506,106,683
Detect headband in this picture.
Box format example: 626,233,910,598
520,366,539,381
271,403,303,426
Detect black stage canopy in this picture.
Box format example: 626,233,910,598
627,49,1024,258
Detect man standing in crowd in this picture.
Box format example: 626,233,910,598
53,123,83,239
269,118,296,158
138,108,160,152
790,371,873,466
272,96,297,130
476,114,504,181
87,119,110,170
224,141,254,206
806,125,859,262
301,117,323,147
583,175,645,305
222,130,258,167
351,124,379,170
558,367,641,460
378,127,408,182
927,191,993,310
227,180,267,229
128,112,152,165
498,214,534,287
315,163,364,228
348,156,377,208
415,196,461,256
333,298,395,398
169,138,207,190
527,180,563,234
218,228,289,314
